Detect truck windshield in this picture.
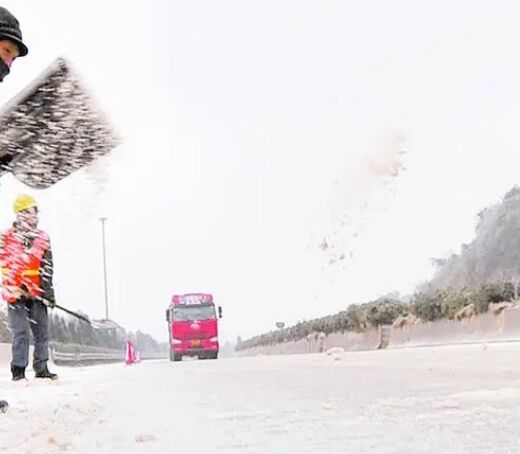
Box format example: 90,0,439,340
172,305,216,321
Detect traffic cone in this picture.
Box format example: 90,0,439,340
125,340,136,365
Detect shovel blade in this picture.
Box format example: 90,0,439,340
0,57,119,189
91,319,122,330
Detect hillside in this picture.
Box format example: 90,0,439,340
427,186,520,290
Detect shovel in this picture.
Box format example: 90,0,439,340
0,57,120,189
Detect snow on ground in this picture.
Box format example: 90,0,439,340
2,344,520,453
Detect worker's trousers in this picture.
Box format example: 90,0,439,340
7,297,49,372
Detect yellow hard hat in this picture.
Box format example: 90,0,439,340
13,194,37,214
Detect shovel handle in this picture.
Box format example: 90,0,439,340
54,304,92,325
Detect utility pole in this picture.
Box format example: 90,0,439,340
100,217,109,320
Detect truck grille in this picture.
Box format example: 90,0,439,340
183,332,207,340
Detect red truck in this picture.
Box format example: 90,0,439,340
166,293,223,361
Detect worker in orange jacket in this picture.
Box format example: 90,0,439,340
1,195,58,382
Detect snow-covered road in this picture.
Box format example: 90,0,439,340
2,343,520,453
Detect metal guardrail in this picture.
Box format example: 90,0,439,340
50,343,125,366
49,343,167,366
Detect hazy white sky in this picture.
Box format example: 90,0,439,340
0,0,519,342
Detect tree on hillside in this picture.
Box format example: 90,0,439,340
428,186,520,290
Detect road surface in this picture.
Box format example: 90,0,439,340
1,343,520,453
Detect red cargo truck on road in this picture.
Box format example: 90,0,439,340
166,293,223,361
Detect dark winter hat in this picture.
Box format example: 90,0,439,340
0,7,27,56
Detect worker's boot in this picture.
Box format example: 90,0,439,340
11,365,26,381
35,366,58,381
0,400,8,413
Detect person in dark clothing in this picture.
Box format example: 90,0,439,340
1,194,58,381
0,6,27,81
0,5,29,412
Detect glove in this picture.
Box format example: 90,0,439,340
44,298,56,308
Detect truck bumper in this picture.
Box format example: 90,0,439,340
172,340,219,356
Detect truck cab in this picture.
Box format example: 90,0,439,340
166,293,223,361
